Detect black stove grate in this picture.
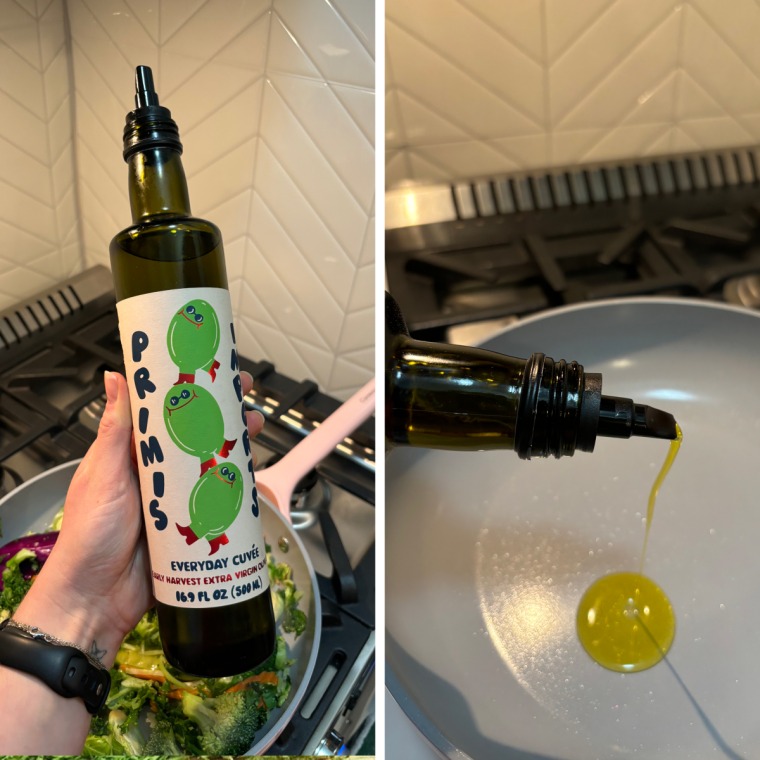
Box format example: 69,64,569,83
387,145,760,339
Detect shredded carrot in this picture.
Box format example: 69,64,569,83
167,686,199,699
225,671,278,693
119,664,165,683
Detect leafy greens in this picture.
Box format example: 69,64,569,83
0,532,308,755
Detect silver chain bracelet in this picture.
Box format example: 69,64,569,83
5,619,106,669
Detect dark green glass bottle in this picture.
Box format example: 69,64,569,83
111,66,275,677
386,292,678,458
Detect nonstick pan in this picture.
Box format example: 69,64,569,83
386,298,760,760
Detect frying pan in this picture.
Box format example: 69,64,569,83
0,377,374,754
386,298,760,760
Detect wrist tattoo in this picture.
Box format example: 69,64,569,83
89,640,107,662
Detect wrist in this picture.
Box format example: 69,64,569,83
13,566,123,669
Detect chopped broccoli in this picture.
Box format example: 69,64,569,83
107,709,146,754
89,712,109,736
274,635,288,671
122,607,162,649
143,712,182,754
268,557,307,636
181,688,266,754
105,668,157,714
0,548,37,614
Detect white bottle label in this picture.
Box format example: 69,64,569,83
117,286,270,608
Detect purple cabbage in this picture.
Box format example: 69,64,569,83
0,531,58,587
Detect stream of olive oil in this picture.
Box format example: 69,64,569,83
576,424,683,672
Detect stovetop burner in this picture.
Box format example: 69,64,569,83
387,145,760,340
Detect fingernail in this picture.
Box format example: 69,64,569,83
250,409,265,428
241,370,253,385
104,371,118,404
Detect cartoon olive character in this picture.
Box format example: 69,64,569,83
163,383,237,474
167,299,221,384
176,463,243,555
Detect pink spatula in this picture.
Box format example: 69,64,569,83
255,378,375,521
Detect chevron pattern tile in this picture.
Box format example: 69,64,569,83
67,0,374,400
387,0,760,186
0,0,82,311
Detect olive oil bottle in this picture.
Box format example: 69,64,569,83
386,292,678,457
111,66,275,676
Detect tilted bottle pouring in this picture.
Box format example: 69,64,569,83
385,292,678,458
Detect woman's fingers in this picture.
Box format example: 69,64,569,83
240,370,265,458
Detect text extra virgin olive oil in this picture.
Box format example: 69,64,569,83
110,66,275,676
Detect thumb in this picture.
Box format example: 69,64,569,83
98,371,134,450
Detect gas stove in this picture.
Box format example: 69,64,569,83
0,265,375,756
386,145,760,344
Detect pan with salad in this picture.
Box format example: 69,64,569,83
0,460,320,756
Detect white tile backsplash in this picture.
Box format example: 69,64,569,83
63,0,374,400
0,0,82,311
386,0,760,186
0,0,373,401
274,0,374,89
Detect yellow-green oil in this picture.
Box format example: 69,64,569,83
576,424,682,672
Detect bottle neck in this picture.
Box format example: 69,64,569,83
386,331,526,451
386,331,603,457
385,292,605,457
128,147,191,223
385,291,678,455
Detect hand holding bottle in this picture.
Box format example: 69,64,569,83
0,369,266,754
12,370,266,669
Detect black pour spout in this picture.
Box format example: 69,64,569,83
597,395,678,441
135,65,160,108
123,65,182,161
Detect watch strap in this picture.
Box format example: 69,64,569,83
0,619,110,714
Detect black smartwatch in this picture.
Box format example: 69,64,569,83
0,618,110,714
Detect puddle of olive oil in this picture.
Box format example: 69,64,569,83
576,424,683,673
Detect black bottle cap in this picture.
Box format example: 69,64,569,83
122,65,182,161
514,355,678,459
515,353,601,459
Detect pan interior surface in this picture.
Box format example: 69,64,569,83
386,300,760,760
